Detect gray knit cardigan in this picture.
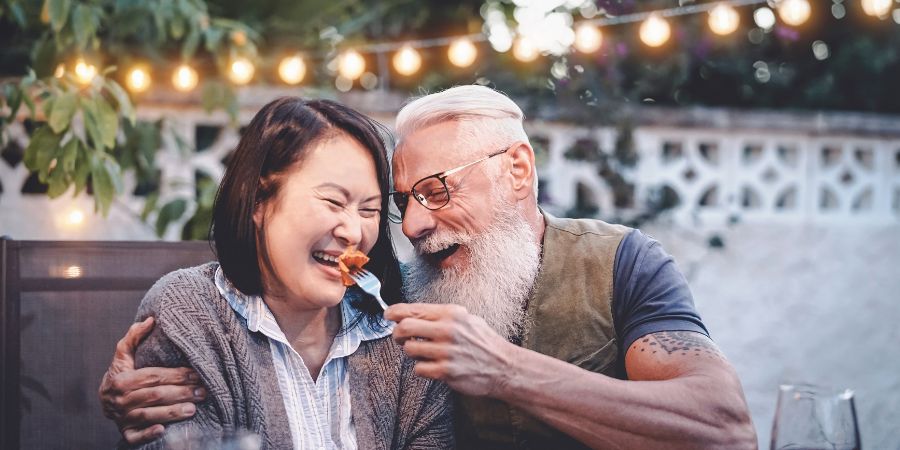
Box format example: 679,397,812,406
128,262,454,449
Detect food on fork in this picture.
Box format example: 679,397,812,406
338,246,370,286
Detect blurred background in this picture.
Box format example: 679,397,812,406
1,0,898,448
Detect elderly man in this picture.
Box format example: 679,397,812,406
100,86,756,449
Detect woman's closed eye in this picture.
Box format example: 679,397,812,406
359,206,381,219
323,198,346,210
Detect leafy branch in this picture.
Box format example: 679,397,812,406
1,0,258,229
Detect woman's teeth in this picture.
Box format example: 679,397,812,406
313,251,339,265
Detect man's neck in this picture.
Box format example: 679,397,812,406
523,201,546,246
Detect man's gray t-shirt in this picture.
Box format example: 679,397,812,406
613,229,709,358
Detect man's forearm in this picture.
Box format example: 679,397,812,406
493,345,756,450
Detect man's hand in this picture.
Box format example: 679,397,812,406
98,317,207,445
385,303,519,397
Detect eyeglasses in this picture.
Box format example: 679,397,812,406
387,146,509,223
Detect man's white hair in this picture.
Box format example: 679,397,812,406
395,85,538,195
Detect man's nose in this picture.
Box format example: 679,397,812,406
401,199,436,241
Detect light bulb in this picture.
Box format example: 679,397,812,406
172,64,198,92
639,13,671,47
754,7,777,29
861,0,892,17
574,23,603,53
126,66,151,93
392,45,422,76
777,0,811,27
448,38,477,68
709,3,740,35
278,55,306,85
228,57,254,85
513,37,539,62
74,58,97,85
54,63,65,79
67,209,85,226
338,50,365,80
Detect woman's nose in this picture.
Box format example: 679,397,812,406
333,211,363,247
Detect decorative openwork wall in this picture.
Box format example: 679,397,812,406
2,101,899,241
532,122,900,225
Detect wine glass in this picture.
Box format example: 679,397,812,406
770,383,861,450
163,429,262,450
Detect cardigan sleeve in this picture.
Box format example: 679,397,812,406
118,274,227,449
396,357,455,450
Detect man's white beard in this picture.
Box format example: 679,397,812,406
402,199,542,341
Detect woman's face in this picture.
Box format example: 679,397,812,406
254,134,382,309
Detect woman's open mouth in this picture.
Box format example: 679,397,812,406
312,251,339,268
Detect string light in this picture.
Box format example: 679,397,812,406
393,45,422,76
639,13,671,47
228,57,255,85
278,54,306,85
338,50,366,80
54,63,65,79
448,38,477,68
754,7,777,29
172,64,199,92
861,0,892,18
777,0,811,27
709,3,740,35
512,37,540,62
74,58,97,85
66,209,85,226
574,23,603,53
126,66,151,93
45,1,811,92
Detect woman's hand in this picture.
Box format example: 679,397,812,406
98,317,207,445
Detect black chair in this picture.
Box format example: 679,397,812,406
1,238,214,449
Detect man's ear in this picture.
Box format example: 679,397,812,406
507,142,536,200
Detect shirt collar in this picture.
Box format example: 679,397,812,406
214,264,392,351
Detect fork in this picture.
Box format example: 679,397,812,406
349,269,390,311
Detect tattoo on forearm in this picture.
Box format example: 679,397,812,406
630,331,724,360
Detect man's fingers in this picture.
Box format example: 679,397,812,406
385,303,466,322
403,339,450,361
109,367,200,395
413,360,447,380
122,424,165,445
117,385,206,412
122,403,197,429
392,317,448,343
112,317,155,368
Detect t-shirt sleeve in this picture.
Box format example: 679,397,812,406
613,229,709,353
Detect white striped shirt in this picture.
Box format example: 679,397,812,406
215,266,392,450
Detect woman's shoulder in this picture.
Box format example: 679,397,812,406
138,262,222,317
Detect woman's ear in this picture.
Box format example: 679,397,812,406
252,200,266,229
507,143,537,200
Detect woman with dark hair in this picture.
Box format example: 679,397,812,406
127,97,452,449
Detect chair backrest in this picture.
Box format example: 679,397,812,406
1,238,215,449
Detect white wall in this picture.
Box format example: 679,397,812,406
644,220,900,449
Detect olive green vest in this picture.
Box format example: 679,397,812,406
455,212,630,450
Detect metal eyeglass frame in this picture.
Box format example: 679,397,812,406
387,146,509,223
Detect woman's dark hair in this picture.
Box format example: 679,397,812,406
212,96,402,327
